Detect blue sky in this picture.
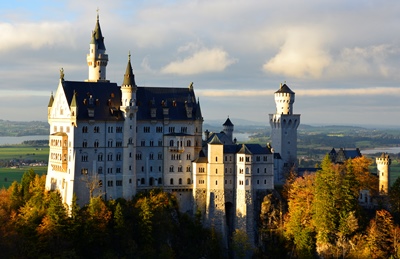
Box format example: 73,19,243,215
1,0,400,126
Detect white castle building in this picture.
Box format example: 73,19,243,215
45,14,299,246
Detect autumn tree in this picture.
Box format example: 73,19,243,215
284,172,316,258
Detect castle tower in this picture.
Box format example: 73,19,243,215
86,13,109,82
269,83,300,184
376,153,391,193
120,52,138,199
206,135,227,245
223,117,234,143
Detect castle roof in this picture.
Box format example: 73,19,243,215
223,117,234,127
122,53,136,87
209,134,223,145
275,83,294,94
136,86,201,121
61,80,123,121
47,93,54,108
92,14,106,50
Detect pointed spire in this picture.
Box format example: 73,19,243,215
93,11,105,50
48,92,54,107
70,91,77,107
122,51,136,87
195,98,203,120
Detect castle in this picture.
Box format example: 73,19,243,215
45,14,299,245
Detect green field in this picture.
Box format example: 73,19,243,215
0,145,48,189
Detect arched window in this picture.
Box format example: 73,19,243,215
187,178,191,184
170,178,174,185
179,178,182,185
186,140,191,146
169,140,174,146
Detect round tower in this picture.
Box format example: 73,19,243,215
86,13,109,82
120,52,138,199
274,83,295,115
376,153,391,194
269,82,300,185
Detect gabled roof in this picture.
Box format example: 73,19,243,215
209,134,223,145
61,80,123,121
136,86,201,121
238,144,252,154
48,93,54,108
275,83,294,94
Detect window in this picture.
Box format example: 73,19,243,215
94,140,99,148
170,178,174,185
107,168,113,174
186,166,191,172
116,141,122,147
98,167,103,174
156,126,163,133
116,127,123,133
179,178,182,185
187,153,191,160
108,140,113,147
187,178,191,184
116,153,122,161
98,153,103,161
149,153,154,160
94,126,100,133
116,180,122,186
178,166,183,172
81,155,88,162
107,180,113,187
81,168,88,175
158,140,162,146
108,126,113,133
107,153,113,161
144,126,150,133
158,153,162,160
150,140,154,146
169,127,175,133
82,126,88,133
169,140,174,147
169,166,174,172
141,140,145,146
82,141,88,148
116,168,121,173
186,140,191,147
136,153,142,160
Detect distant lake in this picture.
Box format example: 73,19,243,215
362,147,400,155
0,135,48,145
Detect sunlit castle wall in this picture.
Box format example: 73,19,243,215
376,153,391,194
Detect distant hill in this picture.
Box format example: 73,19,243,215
0,120,48,136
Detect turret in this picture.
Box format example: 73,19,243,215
274,83,295,115
121,52,137,107
86,13,109,82
222,117,234,142
377,153,391,194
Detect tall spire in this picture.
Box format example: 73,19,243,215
86,11,109,82
93,11,106,50
122,51,136,87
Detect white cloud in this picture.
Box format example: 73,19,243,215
0,22,75,51
197,87,400,98
161,47,237,75
262,26,331,78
